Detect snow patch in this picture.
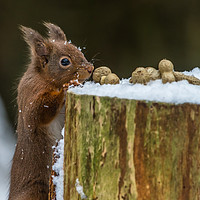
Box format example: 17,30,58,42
75,179,87,199
52,129,87,200
52,128,65,200
69,67,200,105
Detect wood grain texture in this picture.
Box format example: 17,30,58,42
63,91,200,200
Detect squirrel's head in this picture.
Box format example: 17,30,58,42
20,22,94,88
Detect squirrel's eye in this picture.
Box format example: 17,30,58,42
59,57,71,69
60,58,70,66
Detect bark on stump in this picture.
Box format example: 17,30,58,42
63,91,200,200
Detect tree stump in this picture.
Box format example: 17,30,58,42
63,91,200,200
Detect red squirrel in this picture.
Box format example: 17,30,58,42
9,23,94,200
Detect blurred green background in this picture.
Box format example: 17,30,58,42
1,0,200,128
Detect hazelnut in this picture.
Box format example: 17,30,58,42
146,67,161,80
93,66,111,83
131,67,151,85
158,59,175,83
104,73,120,85
100,76,107,85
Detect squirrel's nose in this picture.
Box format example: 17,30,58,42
86,65,94,74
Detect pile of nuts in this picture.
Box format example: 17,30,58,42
92,66,120,85
130,59,200,85
92,59,200,86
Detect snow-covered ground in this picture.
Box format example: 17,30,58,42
0,97,15,200
69,67,200,105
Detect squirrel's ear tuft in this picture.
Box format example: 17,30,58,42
20,25,50,57
44,22,67,42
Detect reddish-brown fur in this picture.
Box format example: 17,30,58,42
9,23,94,200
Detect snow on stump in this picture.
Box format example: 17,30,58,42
62,68,200,200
